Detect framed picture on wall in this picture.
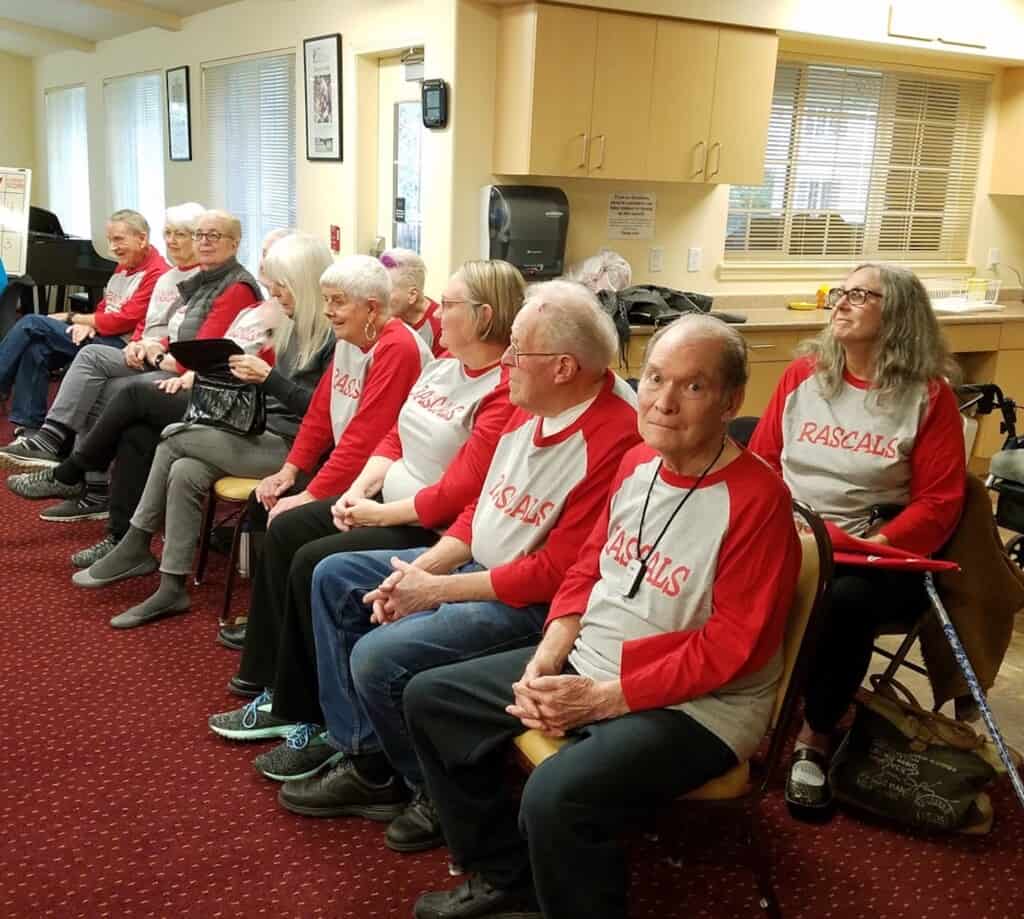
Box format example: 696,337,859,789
303,33,342,161
166,66,192,161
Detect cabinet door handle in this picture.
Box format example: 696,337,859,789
749,343,776,350
574,132,589,170
593,134,607,169
691,140,706,178
708,141,722,179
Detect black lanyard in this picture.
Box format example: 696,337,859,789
624,437,727,599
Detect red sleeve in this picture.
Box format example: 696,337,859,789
93,256,168,337
196,283,258,340
620,468,800,711
374,425,403,462
748,357,814,474
258,345,276,366
488,413,643,607
285,368,334,474
305,335,425,500
414,377,516,528
879,380,966,555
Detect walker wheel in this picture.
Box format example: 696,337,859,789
1006,535,1024,571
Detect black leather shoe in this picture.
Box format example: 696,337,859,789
785,747,834,822
386,790,444,852
278,758,408,820
218,622,247,651
227,675,263,699
414,875,541,919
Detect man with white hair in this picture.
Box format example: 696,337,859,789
0,209,169,435
379,248,443,356
271,280,641,854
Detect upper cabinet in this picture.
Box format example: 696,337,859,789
493,3,778,185
991,67,1024,195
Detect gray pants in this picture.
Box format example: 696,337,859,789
131,424,291,575
48,344,167,434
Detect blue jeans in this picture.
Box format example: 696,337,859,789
311,548,549,786
0,314,125,427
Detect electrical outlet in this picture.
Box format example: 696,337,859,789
687,247,702,272
987,247,1000,270
648,247,664,273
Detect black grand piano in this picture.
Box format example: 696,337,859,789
0,207,117,340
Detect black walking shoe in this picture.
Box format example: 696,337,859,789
218,622,247,651
784,747,834,822
278,758,408,820
226,674,262,698
386,789,445,852
413,875,541,919
39,495,109,522
0,438,60,472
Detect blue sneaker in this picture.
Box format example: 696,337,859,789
253,724,345,781
208,690,295,740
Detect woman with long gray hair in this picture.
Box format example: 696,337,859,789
749,262,966,819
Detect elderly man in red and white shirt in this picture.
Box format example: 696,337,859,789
276,280,641,851
406,314,802,919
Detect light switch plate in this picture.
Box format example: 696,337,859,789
648,247,664,273
687,247,702,272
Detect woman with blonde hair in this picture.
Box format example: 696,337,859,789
71,233,337,624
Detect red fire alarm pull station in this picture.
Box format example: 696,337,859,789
330,225,341,252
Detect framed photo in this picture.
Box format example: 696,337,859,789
303,33,342,161
166,66,192,161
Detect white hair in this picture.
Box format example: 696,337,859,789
321,255,392,311
165,202,205,231
380,247,426,293
525,279,617,374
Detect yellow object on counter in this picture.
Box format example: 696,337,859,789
787,301,817,311
817,283,832,309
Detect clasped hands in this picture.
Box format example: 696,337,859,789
331,491,384,532
364,558,441,624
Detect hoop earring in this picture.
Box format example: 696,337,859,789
364,319,378,343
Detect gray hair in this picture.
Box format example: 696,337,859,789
108,209,149,237
380,248,426,294
644,313,749,396
321,255,392,312
566,249,632,293
526,279,617,374
802,261,958,404
200,209,242,241
164,202,204,231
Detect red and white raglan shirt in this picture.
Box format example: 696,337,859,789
93,246,170,339
748,356,965,556
136,264,200,341
445,371,640,607
410,298,444,357
222,299,285,361
550,445,800,760
286,317,433,500
372,356,515,525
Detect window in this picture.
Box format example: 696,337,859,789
204,53,296,274
725,61,988,263
104,72,166,245
45,85,92,239
393,100,423,252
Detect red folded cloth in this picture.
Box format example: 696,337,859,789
825,523,960,572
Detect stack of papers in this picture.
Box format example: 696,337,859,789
931,297,1005,314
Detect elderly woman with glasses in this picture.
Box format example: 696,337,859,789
749,262,966,819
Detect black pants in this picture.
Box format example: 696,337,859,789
236,496,439,724
405,647,738,919
56,379,189,539
803,565,928,733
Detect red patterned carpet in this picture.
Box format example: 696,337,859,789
0,422,1022,917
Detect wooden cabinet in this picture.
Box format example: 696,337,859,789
494,3,776,185
647,23,778,185
991,67,1024,195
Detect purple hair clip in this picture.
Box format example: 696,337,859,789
379,253,398,268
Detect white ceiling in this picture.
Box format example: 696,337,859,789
0,0,239,57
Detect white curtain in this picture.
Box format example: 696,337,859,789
45,86,92,239
104,72,166,248
204,53,296,274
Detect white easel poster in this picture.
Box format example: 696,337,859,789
0,167,31,276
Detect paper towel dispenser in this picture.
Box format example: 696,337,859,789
480,185,569,280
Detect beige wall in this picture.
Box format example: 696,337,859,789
0,51,35,186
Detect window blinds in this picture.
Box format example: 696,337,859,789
203,53,296,275
45,86,92,240
725,61,988,262
104,72,166,245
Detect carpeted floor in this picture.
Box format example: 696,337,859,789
0,422,1022,918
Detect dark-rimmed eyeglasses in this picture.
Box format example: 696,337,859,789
192,231,227,243
828,287,883,307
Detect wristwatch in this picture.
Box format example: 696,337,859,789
153,352,166,368
65,314,75,325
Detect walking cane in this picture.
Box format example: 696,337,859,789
923,572,1024,811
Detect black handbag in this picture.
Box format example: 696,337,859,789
169,338,266,437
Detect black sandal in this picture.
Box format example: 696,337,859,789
785,747,834,822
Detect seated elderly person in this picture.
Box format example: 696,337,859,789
263,281,641,854
749,262,966,817
0,209,169,436
0,202,204,472
405,314,801,919
379,248,442,356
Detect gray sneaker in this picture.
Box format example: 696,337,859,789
39,496,109,522
208,690,296,741
71,534,119,568
253,725,345,782
0,438,60,471
7,469,81,500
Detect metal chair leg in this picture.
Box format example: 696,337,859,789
194,492,218,586
220,503,250,625
747,805,782,919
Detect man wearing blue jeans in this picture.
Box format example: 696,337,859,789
274,281,642,853
0,210,167,432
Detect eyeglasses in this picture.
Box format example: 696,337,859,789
827,287,883,307
501,344,564,367
192,231,228,243
440,298,483,310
